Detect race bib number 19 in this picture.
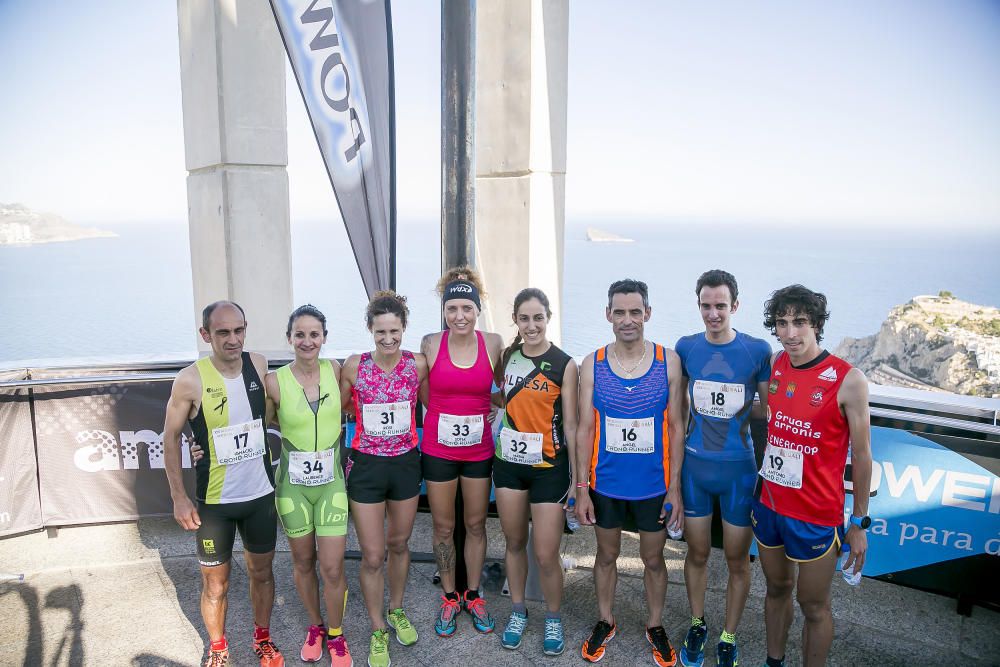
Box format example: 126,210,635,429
288,449,335,486
692,380,745,419
438,413,485,447
605,416,655,454
759,444,804,488
212,420,266,465
362,401,411,437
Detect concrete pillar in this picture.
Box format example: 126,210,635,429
475,0,568,345
178,0,293,355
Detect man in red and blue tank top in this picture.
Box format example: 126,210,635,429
752,285,872,667
575,279,685,667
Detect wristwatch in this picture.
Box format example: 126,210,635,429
849,514,872,530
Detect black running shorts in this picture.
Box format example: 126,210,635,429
421,452,493,483
590,488,666,533
347,447,422,504
492,455,570,504
196,492,277,566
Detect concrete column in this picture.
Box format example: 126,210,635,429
178,0,293,355
475,0,568,345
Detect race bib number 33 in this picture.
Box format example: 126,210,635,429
605,416,655,454
288,449,335,486
212,420,266,466
438,413,485,447
362,401,411,437
692,380,745,419
759,444,803,489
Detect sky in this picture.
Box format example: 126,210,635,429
1,1,998,230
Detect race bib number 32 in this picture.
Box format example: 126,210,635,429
759,444,804,489
499,427,543,465
362,401,411,437
438,413,485,447
692,380,745,419
288,449,335,486
605,416,655,454
212,420,266,465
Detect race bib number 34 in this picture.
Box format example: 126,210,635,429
212,420,266,466
692,380,745,419
288,449,335,486
605,416,655,454
438,413,485,447
499,427,543,465
362,401,411,437
759,444,804,489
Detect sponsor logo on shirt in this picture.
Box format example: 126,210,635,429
818,367,838,382
809,386,825,407
768,379,780,395
249,380,260,391
785,382,797,398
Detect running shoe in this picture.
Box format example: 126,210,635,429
542,617,565,656
463,592,495,633
203,648,229,667
716,640,739,667
252,637,285,667
300,624,325,663
646,626,677,667
680,622,707,667
500,610,527,649
435,594,462,637
581,620,617,663
327,635,353,667
386,608,418,646
367,629,390,667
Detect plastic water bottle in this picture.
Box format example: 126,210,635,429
840,543,862,586
565,497,581,532
662,503,683,540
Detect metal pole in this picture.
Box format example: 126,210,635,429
441,0,476,593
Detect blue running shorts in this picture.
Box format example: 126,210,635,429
750,500,845,562
681,455,757,527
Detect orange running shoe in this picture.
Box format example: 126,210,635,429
581,619,617,662
327,635,353,667
646,626,678,667
203,648,229,667
252,636,285,667
300,624,325,663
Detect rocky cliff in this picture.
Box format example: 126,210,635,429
0,203,116,246
835,294,1000,397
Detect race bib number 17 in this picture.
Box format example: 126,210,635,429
212,420,266,465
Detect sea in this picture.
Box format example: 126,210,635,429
1,220,998,370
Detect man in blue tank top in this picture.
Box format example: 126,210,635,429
575,279,685,667
674,270,771,667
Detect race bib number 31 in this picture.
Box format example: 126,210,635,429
499,427,543,465
438,413,485,447
605,416,655,454
212,420,266,465
288,449,335,486
692,380,745,419
362,401,411,437
759,444,804,488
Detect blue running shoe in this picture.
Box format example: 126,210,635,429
463,592,495,633
716,640,738,667
680,622,707,667
543,617,565,656
434,594,462,637
501,611,527,649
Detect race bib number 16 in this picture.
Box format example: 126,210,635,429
605,416,655,454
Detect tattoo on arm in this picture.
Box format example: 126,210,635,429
434,541,456,574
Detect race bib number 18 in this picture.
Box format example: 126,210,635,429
692,380,745,419
212,420,266,465
438,413,485,447
759,444,804,488
605,416,655,454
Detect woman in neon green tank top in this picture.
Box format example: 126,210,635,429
264,305,353,666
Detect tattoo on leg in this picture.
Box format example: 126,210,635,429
434,541,456,574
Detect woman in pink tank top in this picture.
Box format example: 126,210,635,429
419,267,504,637
340,291,428,663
